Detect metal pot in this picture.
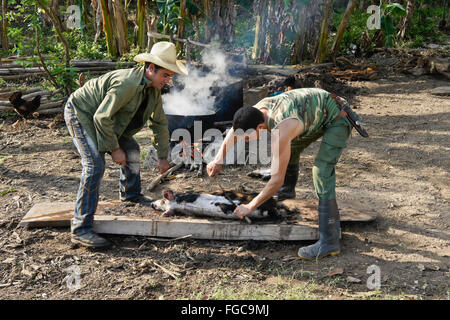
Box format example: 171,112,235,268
166,111,216,137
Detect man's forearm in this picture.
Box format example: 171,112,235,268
214,128,236,163
247,176,284,211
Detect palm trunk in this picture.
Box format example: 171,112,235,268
100,0,117,58
330,0,357,61
137,0,146,48
177,0,186,52
1,0,8,51
315,0,333,64
112,0,129,55
251,0,267,61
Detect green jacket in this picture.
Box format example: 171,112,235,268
69,66,169,158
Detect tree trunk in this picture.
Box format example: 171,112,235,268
330,0,357,60
146,13,158,52
203,0,212,42
291,1,322,64
111,0,129,55
100,0,117,58
137,0,146,48
399,0,415,39
315,0,333,64
251,0,267,61
93,0,103,42
177,0,186,53
81,0,90,31
211,0,235,45
1,0,8,51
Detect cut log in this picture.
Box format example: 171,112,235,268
37,107,64,115
430,86,450,96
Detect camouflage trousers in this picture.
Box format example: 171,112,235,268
289,117,352,200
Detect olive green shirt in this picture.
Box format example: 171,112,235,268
69,66,169,158
254,88,341,138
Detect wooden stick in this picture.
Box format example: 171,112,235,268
146,162,183,191
147,31,211,48
153,262,180,280
35,107,64,115
0,88,41,97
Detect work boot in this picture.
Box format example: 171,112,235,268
276,163,299,199
71,231,111,248
298,199,341,260
121,194,152,205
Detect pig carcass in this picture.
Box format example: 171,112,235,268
151,189,280,220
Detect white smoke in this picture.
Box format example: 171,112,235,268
162,48,232,115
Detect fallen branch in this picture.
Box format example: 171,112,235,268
146,162,183,191
153,262,180,280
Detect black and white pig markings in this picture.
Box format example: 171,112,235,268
151,189,280,220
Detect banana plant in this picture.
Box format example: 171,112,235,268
380,2,406,47
157,0,181,35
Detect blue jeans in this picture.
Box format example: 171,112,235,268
64,98,142,235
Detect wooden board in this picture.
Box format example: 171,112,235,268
19,199,376,241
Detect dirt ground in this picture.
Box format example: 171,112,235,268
0,69,449,300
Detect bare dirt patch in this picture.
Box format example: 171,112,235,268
0,72,449,300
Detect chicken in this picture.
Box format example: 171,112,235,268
8,91,41,129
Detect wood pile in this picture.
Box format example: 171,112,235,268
0,87,66,115
0,57,136,80
0,57,136,117
370,47,450,79
330,57,378,81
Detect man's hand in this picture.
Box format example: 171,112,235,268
234,203,254,219
157,158,170,174
207,161,223,177
111,148,127,166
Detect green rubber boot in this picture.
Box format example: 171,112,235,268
298,199,341,260
276,163,299,199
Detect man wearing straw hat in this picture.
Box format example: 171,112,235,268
64,41,188,248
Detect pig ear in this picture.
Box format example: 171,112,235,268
163,189,174,200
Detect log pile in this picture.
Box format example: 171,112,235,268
369,47,450,79
331,57,378,81
0,87,66,115
0,58,136,80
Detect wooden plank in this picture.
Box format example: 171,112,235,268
19,201,121,227
19,199,376,241
93,216,319,241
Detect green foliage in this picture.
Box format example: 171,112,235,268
332,11,375,54
119,44,142,63
6,0,37,56
380,2,406,47
405,4,447,45
156,0,181,34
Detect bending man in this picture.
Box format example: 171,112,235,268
64,42,188,248
207,88,366,260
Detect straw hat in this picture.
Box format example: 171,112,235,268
134,41,188,76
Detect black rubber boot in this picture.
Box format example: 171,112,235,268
298,199,341,260
276,163,299,199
